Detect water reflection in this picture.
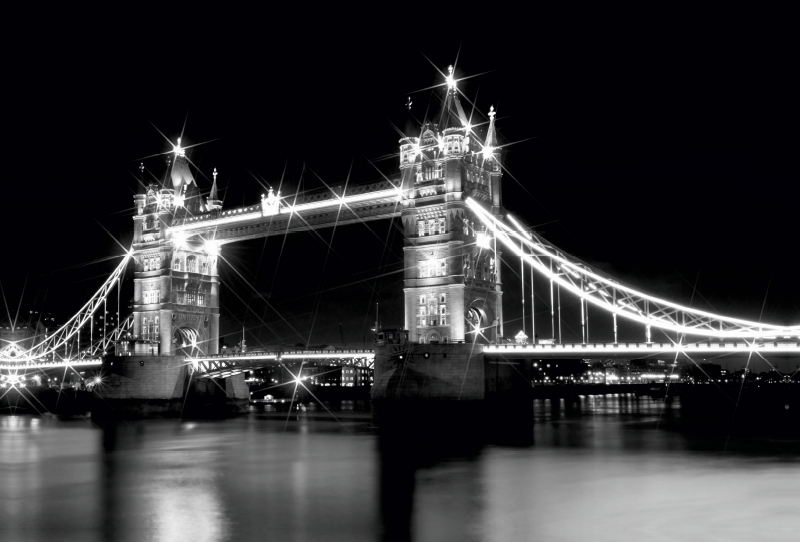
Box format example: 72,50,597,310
0,394,797,542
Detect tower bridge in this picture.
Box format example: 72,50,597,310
1,64,798,418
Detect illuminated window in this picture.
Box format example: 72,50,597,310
435,163,443,178
419,260,445,278
186,291,197,305
143,254,160,271
142,316,159,339
416,169,422,183
419,261,429,278
463,219,470,235
186,256,197,273
197,293,205,306
173,257,183,271
150,316,159,338
201,260,209,274
419,295,426,305
439,293,447,304
417,220,426,237
175,291,185,304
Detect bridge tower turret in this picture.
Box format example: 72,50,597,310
131,140,220,357
400,66,503,344
207,167,222,212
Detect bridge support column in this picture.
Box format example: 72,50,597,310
159,309,173,355
371,343,532,437
208,314,220,355
91,355,189,419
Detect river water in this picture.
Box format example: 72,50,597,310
1,395,798,541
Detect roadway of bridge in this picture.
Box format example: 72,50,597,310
0,359,102,370
187,349,376,378
484,341,800,360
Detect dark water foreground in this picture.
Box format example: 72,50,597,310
1,396,798,542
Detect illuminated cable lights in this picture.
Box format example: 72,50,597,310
466,198,800,339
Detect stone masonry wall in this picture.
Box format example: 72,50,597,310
96,355,187,400
372,343,485,401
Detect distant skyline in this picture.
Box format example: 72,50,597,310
2,35,797,367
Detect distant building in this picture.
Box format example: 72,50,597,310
0,311,47,358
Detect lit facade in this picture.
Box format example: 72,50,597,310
400,73,504,344
131,154,221,356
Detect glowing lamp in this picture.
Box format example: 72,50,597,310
172,231,187,249
173,137,186,157
205,240,220,257
476,232,491,249
446,65,456,90
481,145,494,161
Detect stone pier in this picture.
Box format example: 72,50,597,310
371,343,533,434
91,355,249,419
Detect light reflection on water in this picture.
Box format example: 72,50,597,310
0,395,797,542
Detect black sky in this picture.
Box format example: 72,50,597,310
2,18,797,351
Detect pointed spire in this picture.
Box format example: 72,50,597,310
170,137,196,195
206,167,223,211
163,155,172,189
137,162,146,194
440,65,470,129
485,105,497,147
210,167,219,201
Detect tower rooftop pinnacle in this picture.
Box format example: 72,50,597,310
481,105,498,161
210,167,219,201
438,65,470,131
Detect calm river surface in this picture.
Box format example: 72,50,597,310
1,395,798,541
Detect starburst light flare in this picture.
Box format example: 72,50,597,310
173,137,186,157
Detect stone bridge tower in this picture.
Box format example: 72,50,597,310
131,141,221,357
400,67,504,344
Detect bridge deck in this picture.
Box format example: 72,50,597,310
485,342,800,360
188,349,376,378
170,181,402,243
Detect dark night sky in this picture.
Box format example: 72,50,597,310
2,19,797,352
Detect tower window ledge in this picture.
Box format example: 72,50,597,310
414,178,444,187
418,232,449,241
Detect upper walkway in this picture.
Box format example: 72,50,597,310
169,180,402,244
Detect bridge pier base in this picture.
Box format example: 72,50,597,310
91,355,248,420
181,375,249,418
371,344,533,439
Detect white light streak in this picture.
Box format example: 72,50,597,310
466,198,800,338
173,137,185,157
476,232,491,249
